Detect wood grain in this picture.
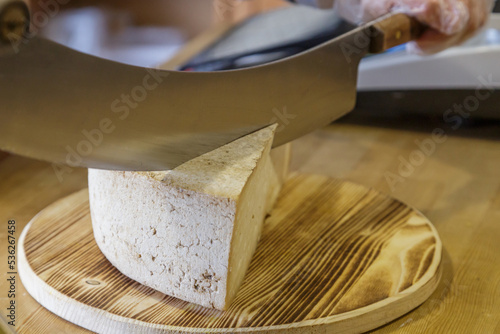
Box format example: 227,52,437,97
291,124,500,334
3,120,500,333
18,174,441,334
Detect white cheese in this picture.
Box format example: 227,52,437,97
88,125,288,310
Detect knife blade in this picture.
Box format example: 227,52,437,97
0,0,424,171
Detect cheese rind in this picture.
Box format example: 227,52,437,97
88,125,286,310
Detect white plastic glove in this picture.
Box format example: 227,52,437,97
334,0,495,53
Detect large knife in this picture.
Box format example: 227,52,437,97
0,0,424,171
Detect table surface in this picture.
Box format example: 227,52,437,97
1,119,499,333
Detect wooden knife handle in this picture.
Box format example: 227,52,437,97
0,0,30,45
369,13,426,53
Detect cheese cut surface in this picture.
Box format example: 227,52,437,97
88,125,286,310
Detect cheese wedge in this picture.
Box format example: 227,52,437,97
88,125,289,310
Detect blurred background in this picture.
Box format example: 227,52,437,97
28,0,287,67
0,0,496,167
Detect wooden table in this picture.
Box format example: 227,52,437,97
1,118,499,333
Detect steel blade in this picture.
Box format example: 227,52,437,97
0,27,369,170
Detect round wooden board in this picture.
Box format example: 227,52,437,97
19,174,442,334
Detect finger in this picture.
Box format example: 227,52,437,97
409,1,491,55
407,29,461,54
408,23,480,54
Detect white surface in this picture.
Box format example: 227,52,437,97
358,14,500,91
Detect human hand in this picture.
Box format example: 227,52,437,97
335,0,495,53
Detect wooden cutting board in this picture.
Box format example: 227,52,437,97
18,174,442,334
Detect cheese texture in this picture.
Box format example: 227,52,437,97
88,125,289,310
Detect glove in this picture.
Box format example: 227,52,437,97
334,0,495,53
